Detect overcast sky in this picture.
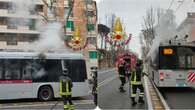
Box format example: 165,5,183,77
95,0,195,57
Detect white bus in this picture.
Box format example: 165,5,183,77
146,44,195,88
0,51,90,101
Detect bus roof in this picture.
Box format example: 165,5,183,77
159,45,195,48
0,52,84,59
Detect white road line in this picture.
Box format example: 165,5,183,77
0,100,93,109
98,75,117,87
98,68,116,74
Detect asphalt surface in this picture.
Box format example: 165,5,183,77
0,96,95,110
160,87,195,109
98,69,147,109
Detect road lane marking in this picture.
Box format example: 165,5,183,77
0,100,94,109
98,75,117,87
98,68,116,74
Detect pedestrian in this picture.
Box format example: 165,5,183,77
59,68,74,110
130,59,145,106
117,58,126,92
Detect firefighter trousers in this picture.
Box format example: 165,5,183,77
119,76,126,87
62,95,73,109
130,84,144,98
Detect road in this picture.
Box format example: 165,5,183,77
160,87,195,109
0,96,95,110
98,69,147,109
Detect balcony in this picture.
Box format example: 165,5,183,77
0,9,8,15
88,31,97,37
0,25,40,34
17,26,29,30
64,0,69,7
0,9,42,19
0,41,30,49
0,0,44,5
0,25,7,29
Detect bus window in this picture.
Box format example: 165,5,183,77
159,53,177,69
65,60,87,82
0,60,3,79
31,60,48,82
178,47,195,69
159,47,177,69
4,59,21,80
187,56,193,68
193,55,195,68
179,56,185,68
22,60,32,80
44,60,62,82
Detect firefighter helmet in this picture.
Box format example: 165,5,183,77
136,59,143,67
62,68,68,76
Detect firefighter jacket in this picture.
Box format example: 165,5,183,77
59,76,73,96
131,66,143,85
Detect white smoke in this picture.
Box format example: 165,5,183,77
9,0,36,26
27,22,64,52
8,0,72,53
147,9,177,63
33,68,46,78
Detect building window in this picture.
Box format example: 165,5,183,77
47,7,55,18
7,3,16,13
89,51,97,59
0,2,9,9
0,17,7,25
7,36,17,45
7,18,17,29
87,23,95,31
36,5,43,13
88,37,96,45
29,19,36,30
66,20,74,31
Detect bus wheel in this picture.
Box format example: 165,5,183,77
38,86,54,101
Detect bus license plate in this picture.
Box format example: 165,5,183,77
176,79,186,87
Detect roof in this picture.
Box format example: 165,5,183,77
0,52,83,59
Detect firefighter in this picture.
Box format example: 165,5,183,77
124,58,131,80
59,68,74,110
130,59,145,106
118,58,126,92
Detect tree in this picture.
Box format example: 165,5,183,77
98,24,110,49
142,7,164,56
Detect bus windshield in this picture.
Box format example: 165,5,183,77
159,46,195,69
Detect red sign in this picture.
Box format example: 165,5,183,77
188,72,195,83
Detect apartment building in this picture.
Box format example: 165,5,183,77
0,0,45,49
177,12,195,43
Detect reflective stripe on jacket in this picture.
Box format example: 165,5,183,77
131,66,143,85
60,80,72,96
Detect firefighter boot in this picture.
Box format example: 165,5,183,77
64,104,69,110
131,97,137,106
138,97,145,104
69,104,74,110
